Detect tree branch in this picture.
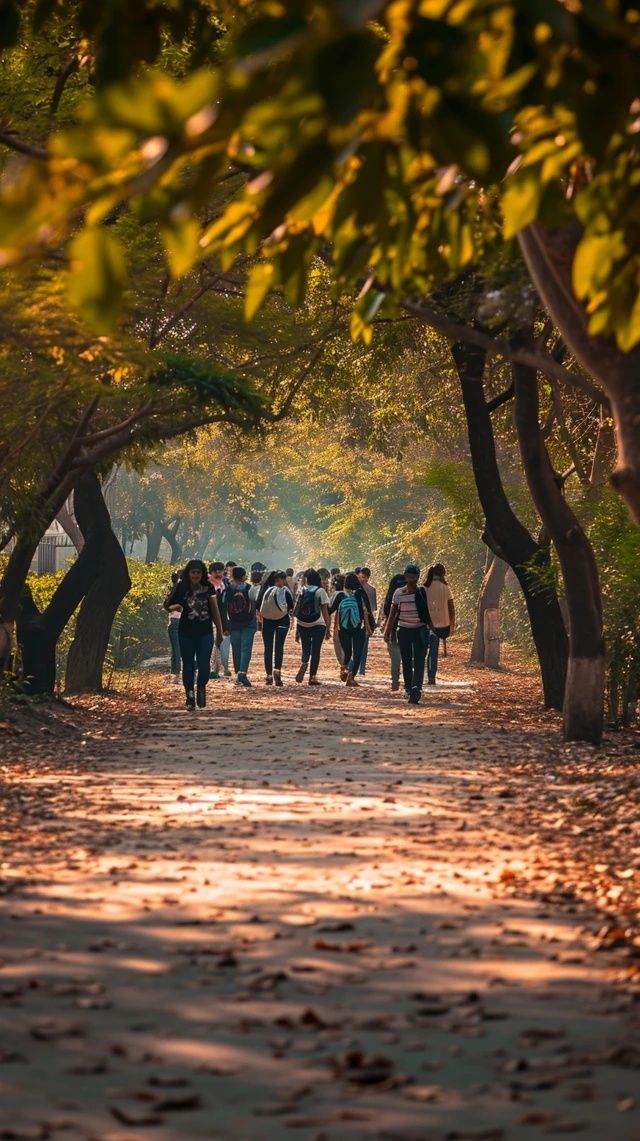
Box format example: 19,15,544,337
402,298,609,408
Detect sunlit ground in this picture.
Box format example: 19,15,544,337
0,641,637,1139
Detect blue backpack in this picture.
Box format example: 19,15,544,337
338,594,361,631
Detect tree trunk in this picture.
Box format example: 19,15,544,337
145,521,163,563
56,501,84,553
65,479,132,694
470,549,508,667
512,357,605,744
519,222,640,524
17,473,117,693
161,519,182,565
452,342,569,709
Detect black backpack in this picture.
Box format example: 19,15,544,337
295,586,321,622
225,583,254,625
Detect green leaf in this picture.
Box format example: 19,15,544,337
501,168,542,239
161,215,201,278
245,262,276,321
68,227,126,332
572,232,626,300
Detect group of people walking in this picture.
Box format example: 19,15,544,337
164,560,455,710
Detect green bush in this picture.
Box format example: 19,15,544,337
25,558,173,685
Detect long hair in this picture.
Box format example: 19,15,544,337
180,559,208,590
425,563,447,587
383,572,406,616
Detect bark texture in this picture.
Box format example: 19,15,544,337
470,550,508,667
453,341,569,709
519,222,640,524
512,358,605,744
65,476,131,694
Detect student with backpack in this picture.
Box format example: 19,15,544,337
337,572,374,686
208,561,232,678
293,569,331,685
383,564,432,704
221,566,258,686
258,570,294,686
164,559,224,710
329,573,347,672
382,572,406,691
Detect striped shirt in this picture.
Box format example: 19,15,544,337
392,587,427,628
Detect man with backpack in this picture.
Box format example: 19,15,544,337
293,569,331,685
338,572,374,686
221,566,257,686
383,564,432,704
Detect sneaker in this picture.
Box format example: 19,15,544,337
273,670,283,688
391,683,399,692
196,686,207,708
427,678,436,686
308,676,320,686
236,673,245,686
186,691,196,710
345,672,358,687
224,669,232,677
340,667,348,681
265,675,273,686
241,674,252,687
408,687,421,704
295,663,308,684
209,670,219,680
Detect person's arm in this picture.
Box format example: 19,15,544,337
448,598,456,633
384,602,399,641
164,583,183,612
210,593,224,645
321,602,331,638
219,588,229,635
361,591,374,635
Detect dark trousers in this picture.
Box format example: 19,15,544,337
397,626,427,694
179,630,213,692
262,617,290,673
299,624,325,675
340,626,366,676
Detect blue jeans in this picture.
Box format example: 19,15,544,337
168,621,181,674
179,630,213,691
427,626,450,683
229,623,256,675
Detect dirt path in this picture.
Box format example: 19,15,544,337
1,641,638,1141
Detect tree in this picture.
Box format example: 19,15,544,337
8,4,636,517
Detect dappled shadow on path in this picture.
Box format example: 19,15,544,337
1,647,638,1140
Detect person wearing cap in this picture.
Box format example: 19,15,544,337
383,564,432,704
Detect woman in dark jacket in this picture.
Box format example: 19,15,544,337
164,560,223,710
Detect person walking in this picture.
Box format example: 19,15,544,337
165,571,182,683
164,559,224,710
208,561,232,678
221,566,258,686
337,572,374,686
382,572,406,692
293,569,331,685
425,563,456,685
383,564,431,705
354,567,377,676
328,573,346,674
258,570,294,686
